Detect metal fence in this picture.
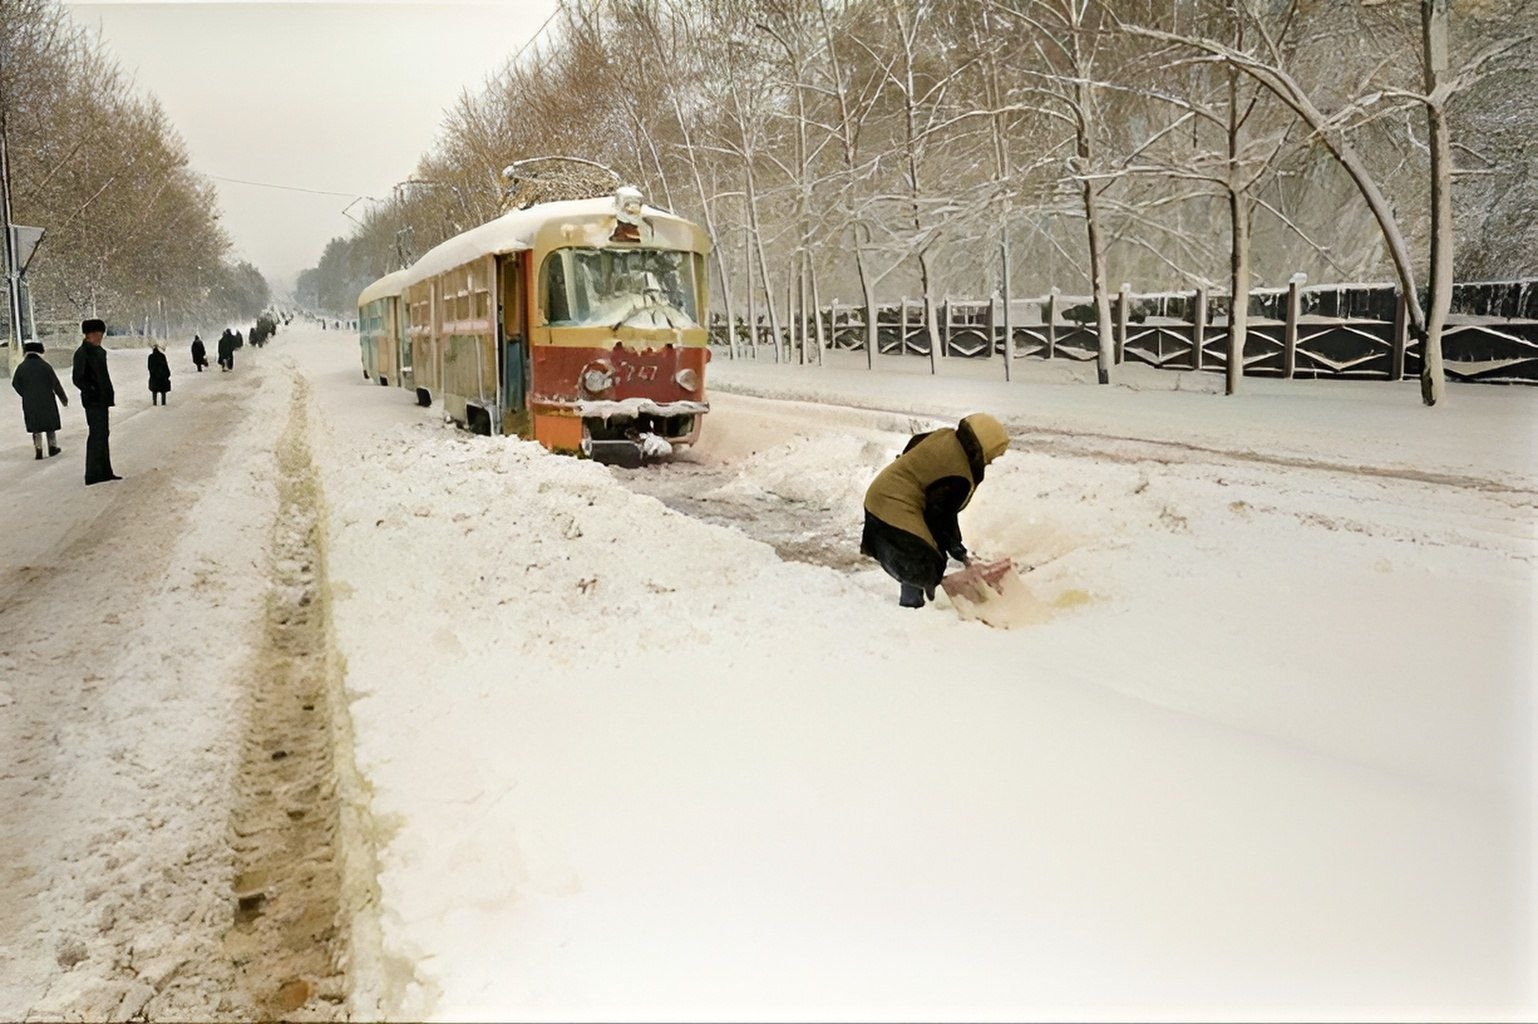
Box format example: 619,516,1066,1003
711,278,1538,385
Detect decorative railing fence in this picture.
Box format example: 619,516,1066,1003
709,278,1538,385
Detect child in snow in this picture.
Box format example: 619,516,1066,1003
11,341,68,459
861,413,1010,608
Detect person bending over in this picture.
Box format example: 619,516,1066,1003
861,413,1010,608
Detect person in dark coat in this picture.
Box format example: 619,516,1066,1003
147,342,171,405
71,318,120,484
861,413,1010,607
191,334,208,371
11,341,68,459
217,329,235,371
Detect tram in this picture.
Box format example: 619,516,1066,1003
356,188,711,463
357,267,411,388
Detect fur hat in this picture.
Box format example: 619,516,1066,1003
23,341,44,355
81,318,106,335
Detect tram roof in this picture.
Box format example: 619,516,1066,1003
397,196,691,291
356,267,413,308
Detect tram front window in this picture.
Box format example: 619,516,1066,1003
543,248,699,328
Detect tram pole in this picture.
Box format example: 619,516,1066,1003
0,42,26,369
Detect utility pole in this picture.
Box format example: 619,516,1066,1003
0,42,25,370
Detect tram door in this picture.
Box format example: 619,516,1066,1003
498,253,530,434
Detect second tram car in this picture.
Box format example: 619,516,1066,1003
356,188,710,463
357,268,411,388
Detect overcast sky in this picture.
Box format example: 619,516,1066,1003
64,0,561,291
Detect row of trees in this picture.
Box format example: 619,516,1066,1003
1,0,269,345
325,0,1533,403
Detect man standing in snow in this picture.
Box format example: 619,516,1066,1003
72,318,121,485
861,413,1010,607
147,342,171,406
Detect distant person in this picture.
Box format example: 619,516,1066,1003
71,318,120,484
10,341,67,460
861,413,1010,608
191,333,208,371
147,342,171,406
217,329,235,371
234,329,244,349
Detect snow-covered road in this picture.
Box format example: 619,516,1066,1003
3,326,1533,1021
0,346,346,1019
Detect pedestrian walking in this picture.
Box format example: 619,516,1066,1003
71,318,120,485
217,329,235,371
148,342,171,406
860,413,1010,607
191,334,208,371
10,341,67,460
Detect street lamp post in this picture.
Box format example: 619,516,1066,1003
0,46,25,369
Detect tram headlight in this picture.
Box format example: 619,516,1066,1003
673,367,698,392
580,360,615,395
615,186,644,223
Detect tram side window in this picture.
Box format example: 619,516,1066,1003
546,253,570,324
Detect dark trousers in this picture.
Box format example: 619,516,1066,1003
84,404,114,483
861,512,945,604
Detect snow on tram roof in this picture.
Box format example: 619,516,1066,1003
356,267,413,308
398,196,681,290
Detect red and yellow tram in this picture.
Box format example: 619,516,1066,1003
357,188,710,463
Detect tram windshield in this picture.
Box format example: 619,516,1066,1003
543,248,700,329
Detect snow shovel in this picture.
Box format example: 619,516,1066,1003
940,557,1017,605
940,557,1037,627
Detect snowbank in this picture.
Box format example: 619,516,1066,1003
289,332,1533,1020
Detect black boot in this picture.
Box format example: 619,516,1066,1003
34,448,43,460
899,583,926,608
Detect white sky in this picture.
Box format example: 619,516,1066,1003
64,1,562,290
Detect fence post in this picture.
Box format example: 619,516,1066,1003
984,294,995,367
828,298,839,360
1046,290,1058,360
1115,283,1130,364
1389,288,1408,381
899,297,909,356
1191,286,1207,372
1283,273,1304,380
942,296,952,359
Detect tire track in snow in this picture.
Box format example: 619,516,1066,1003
219,375,349,1020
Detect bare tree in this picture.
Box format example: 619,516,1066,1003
1129,0,1530,405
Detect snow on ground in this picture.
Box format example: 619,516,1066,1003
289,331,1534,1020
0,344,297,1018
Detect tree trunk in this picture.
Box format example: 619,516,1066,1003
1420,0,1451,406
1227,186,1250,396
1072,57,1113,384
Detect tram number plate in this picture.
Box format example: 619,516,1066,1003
619,362,659,383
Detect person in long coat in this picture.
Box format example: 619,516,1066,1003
147,342,171,405
71,318,120,484
860,413,1010,607
217,329,235,371
191,334,208,371
10,341,68,460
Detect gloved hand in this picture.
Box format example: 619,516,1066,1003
948,544,969,565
